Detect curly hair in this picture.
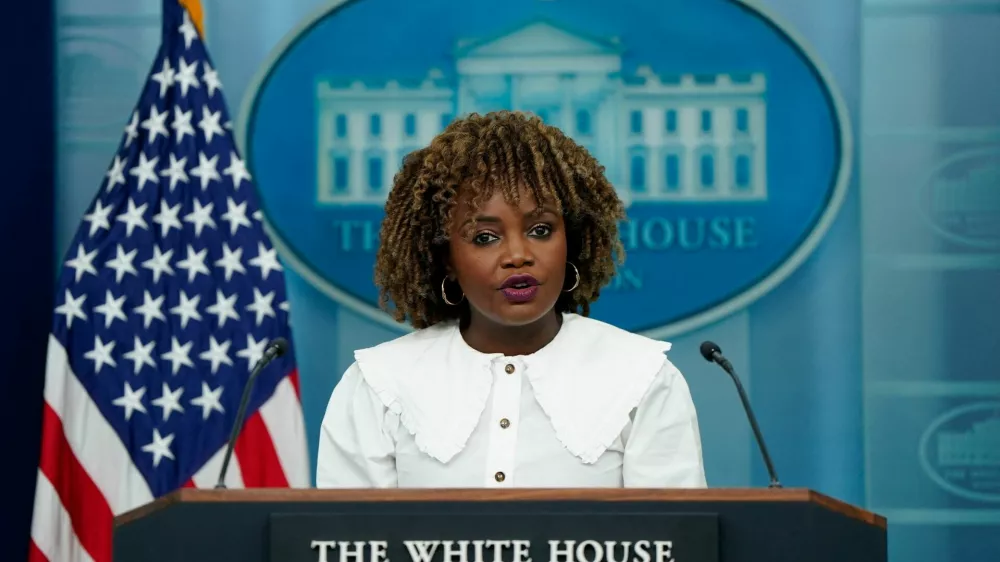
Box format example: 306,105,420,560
374,110,626,329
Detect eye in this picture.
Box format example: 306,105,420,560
472,231,499,246
528,224,553,238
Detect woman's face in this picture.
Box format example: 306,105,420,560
447,185,568,329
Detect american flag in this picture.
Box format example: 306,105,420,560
29,2,309,560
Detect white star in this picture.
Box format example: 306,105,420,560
222,151,251,189
116,198,149,237
141,428,175,467
206,289,240,328
54,289,87,329
252,210,263,221
174,57,201,97
128,152,160,192
202,62,223,98
82,199,113,237
183,199,216,236
197,107,224,144
160,153,189,192
161,337,194,375
249,242,283,280
123,335,156,375
112,382,147,421
152,200,183,238
64,244,98,283
152,382,185,421
150,58,174,98
83,335,117,374
199,336,233,375
105,155,127,192
246,287,276,326
171,106,196,145
279,300,291,313
140,106,169,144
178,11,199,50
221,198,252,236
169,290,202,329
142,246,175,283
94,290,127,329
123,111,139,148
105,244,139,283
176,245,210,283
189,151,221,190
214,243,246,281
236,334,268,370
190,381,225,420
133,290,166,329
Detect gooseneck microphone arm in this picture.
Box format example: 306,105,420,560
699,341,782,489
215,337,289,489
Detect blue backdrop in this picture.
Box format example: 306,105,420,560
4,0,999,560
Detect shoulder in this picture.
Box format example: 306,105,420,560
560,313,672,361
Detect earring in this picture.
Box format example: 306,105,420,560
441,277,464,305
564,262,580,292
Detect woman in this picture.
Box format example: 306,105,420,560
316,111,707,488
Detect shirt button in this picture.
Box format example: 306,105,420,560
499,418,510,429
505,364,515,374
495,471,506,482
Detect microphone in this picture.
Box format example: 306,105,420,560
699,340,782,489
215,337,290,489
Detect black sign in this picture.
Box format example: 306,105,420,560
269,511,718,562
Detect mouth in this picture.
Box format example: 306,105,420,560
499,274,540,303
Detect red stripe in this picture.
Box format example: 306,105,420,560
182,479,196,488
38,402,113,562
233,411,289,487
287,368,301,399
28,539,50,562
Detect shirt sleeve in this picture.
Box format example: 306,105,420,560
315,362,398,488
623,360,708,488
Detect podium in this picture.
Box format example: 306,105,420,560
112,488,886,562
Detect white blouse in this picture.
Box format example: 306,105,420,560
316,313,707,489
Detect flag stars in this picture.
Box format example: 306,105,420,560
247,288,276,326
175,57,201,97
249,242,283,280
106,155,127,192
206,289,240,328
199,335,233,374
129,152,160,192
84,335,117,374
171,107,195,144
221,197,251,235
190,151,221,190
169,290,202,329
150,58,174,98
161,336,195,375
106,244,139,283
178,11,199,50
65,244,98,283
116,199,150,237
141,428,175,468
176,245,210,282
191,382,225,420
55,289,87,329
183,199,217,236
152,382,185,421
123,335,157,375
160,154,189,191
197,108,224,144
134,290,167,329
215,243,246,281
142,246,175,283
223,152,251,189
202,62,222,97
94,290,128,329
83,200,113,237
152,200,183,238
112,382,147,421
140,106,170,144
237,334,268,369
123,111,139,148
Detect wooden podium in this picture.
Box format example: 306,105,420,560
112,488,886,562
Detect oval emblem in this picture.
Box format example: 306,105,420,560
919,401,1000,503
918,148,1000,250
239,0,851,335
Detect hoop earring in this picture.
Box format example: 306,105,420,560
564,262,580,293
441,277,464,306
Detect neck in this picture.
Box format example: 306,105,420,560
461,310,562,356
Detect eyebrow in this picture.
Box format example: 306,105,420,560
469,207,558,224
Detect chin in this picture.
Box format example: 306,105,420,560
489,296,560,326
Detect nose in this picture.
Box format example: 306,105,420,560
501,234,535,269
